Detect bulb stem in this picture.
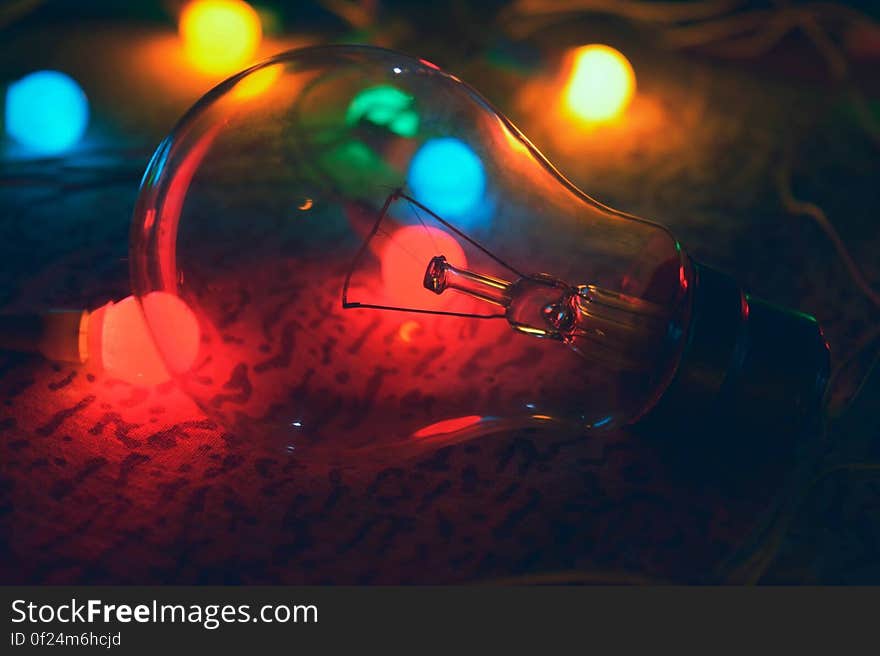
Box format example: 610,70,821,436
422,255,676,371
424,256,513,307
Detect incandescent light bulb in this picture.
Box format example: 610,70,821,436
121,46,826,459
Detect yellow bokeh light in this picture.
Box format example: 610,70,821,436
179,0,262,75
563,44,636,123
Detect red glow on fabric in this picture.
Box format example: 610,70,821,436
678,265,688,291
92,293,200,386
413,415,483,438
380,225,466,305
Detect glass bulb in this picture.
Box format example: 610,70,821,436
129,45,698,460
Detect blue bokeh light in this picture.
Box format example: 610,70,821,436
407,137,486,224
5,70,89,155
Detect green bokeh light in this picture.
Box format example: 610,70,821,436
346,85,419,138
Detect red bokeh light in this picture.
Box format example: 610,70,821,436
90,293,200,386
140,292,201,375
380,225,466,306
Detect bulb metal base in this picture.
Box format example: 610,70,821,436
641,262,830,434
0,310,88,364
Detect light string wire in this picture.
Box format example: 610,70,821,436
714,340,880,584
714,5,880,585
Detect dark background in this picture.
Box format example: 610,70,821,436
0,0,878,584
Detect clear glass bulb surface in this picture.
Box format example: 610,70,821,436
131,45,692,460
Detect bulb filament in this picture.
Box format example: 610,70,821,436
342,191,673,372
424,255,670,371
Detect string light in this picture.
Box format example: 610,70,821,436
563,44,636,123
407,137,486,224
0,295,199,387
4,70,89,154
94,293,200,385
346,85,420,137
179,0,262,75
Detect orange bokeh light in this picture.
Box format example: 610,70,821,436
563,44,636,123
179,0,262,75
